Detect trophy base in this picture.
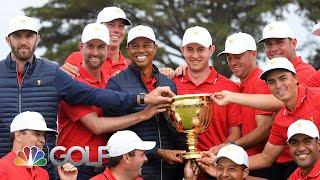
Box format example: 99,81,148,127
182,152,202,159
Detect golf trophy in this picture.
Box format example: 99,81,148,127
169,93,212,159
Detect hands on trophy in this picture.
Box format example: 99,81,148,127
167,94,213,159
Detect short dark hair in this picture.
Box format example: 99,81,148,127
106,150,136,168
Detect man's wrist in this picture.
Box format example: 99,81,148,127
137,93,146,104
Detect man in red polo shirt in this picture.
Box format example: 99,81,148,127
216,32,274,179
0,111,78,180
91,130,154,180
173,26,242,152
287,120,320,180
258,21,316,85
248,57,320,180
62,7,131,79
57,23,166,179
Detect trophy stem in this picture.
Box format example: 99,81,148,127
183,129,202,159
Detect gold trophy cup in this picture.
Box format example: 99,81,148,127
170,93,212,159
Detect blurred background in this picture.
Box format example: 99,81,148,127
1,0,320,78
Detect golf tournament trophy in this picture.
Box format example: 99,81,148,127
169,93,212,159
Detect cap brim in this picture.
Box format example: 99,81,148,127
217,51,227,58
260,68,295,81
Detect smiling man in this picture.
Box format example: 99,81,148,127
248,57,320,179
173,26,242,153
258,21,316,85
63,6,131,79
91,130,155,180
216,32,274,179
106,25,185,179
287,120,320,180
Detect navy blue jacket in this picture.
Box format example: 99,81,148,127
0,55,137,178
106,63,185,180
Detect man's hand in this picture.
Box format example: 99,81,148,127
61,63,80,78
174,64,187,76
211,90,234,106
196,151,216,177
157,149,185,164
144,86,175,105
209,143,228,155
140,104,170,120
184,160,200,180
159,67,175,79
57,163,78,180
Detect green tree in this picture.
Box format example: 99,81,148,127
24,0,317,77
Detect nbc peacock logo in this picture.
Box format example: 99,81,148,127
14,146,47,167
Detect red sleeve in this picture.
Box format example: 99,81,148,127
268,116,287,145
60,101,101,122
64,51,83,67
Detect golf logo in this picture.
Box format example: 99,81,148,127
14,146,47,166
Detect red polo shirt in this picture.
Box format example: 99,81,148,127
288,158,320,180
305,72,320,88
291,56,316,85
65,51,130,80
90,168,143,180
173,67,242,151
0,151,49,179
268,86,320,163
239,68,273,156
57,65,108,162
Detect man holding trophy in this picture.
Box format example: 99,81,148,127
172,26,242,153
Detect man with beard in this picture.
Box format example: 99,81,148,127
62,7,131,79
91,130,155,180
287,120,320,180
57,23,166,179
106,25,185,179
0,15,175,179
0,111,78,180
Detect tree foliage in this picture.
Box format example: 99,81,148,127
24,0,319,77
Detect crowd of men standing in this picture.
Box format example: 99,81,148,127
0,5,320,180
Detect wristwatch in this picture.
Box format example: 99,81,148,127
137,93,146,104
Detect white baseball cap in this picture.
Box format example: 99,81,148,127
7,16,38,36
258,21,295,43
10,111,57,134
215,144,249,168
81,23,110,44
181,26,212,48
217,32,257,57
287,119,319,143
312,22,320,36
260,57,296,81
127,25,156,45
106,130,156,157
96,6,131,25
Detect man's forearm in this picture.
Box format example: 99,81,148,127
230,93,282,112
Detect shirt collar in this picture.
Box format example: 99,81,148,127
283,86,306,115
291,56,302,68
108,52,128,66
239,67,262,90
301,158,320,178
181,66,218,85
78,65,106,85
